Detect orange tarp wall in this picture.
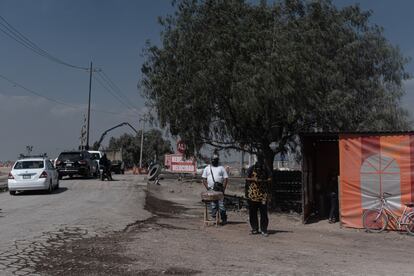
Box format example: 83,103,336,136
339,134,414,228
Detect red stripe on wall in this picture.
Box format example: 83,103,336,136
410,135,414,202
361,136,381,162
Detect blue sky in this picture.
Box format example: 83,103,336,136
0,0,175,159
0,0,413,160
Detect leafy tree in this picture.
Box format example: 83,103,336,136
141,0,410,167
105,129,173,167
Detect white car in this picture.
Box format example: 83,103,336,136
88,150,102,167
8,157,59,195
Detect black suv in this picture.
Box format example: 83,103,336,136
55,151,97,179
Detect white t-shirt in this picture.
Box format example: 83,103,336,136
202,165,229,189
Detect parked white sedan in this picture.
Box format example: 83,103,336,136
8,157,59,195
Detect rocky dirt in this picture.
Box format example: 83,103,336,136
35,178,414,276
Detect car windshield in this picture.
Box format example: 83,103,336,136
58,152,82,161
14,161,44,170
90,153,100,160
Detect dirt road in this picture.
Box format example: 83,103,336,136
32,177,414,276
0,174,149,275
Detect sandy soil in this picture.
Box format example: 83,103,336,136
36,178,414,276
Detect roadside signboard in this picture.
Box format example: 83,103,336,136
164,154,196,173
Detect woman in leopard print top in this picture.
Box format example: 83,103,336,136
245,158,272,236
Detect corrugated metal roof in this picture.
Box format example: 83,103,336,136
300,131,414,138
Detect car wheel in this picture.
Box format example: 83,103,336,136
58,174,62,180
9,190,16,195
85,167,91,179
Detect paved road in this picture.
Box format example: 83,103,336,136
0,174,149,275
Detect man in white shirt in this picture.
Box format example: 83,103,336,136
202,153,229,224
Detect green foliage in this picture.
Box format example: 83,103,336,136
106,129,173,167
141,0,410,165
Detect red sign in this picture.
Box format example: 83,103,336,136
164,154,196,173
176,140,186,154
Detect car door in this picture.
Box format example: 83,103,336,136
86,152,96,174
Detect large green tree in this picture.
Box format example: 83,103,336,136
141,0,410,167
106,129,173,167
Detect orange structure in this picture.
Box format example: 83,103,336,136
301,132,414,229
339,134,413,228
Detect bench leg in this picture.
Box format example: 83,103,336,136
204,203,208,226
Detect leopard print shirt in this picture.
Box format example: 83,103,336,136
247,171,270,202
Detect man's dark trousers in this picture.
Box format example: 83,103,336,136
249,200,269,232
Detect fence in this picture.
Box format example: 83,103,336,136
270,171,302,213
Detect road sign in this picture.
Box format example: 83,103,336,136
176,140,186,154
164,154,196,173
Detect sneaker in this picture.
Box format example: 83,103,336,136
250,230,259,235
261,231,269,237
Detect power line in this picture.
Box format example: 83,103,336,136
93,73,141,117
96,70,140,111
0,15,141,117
99,70,139,109
0,15,89,71
0,73,128,116
0,73,77,107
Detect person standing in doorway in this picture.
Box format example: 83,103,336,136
328,172,339,223
246,155,272,236
202,153,229,225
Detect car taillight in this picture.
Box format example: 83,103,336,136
78,160,87,165
39,171,48,178
8,172,14,179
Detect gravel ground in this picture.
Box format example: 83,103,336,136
0,174,149,276
33,177,414,276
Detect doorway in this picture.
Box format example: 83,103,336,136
301,134,340,223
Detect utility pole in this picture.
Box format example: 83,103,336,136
86,61,93,150
80,114,87,150
139,118,145,168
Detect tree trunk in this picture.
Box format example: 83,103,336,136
263,148,275,174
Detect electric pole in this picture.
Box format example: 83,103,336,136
86,62,93,150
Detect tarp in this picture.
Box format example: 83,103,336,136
339,134,414,228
